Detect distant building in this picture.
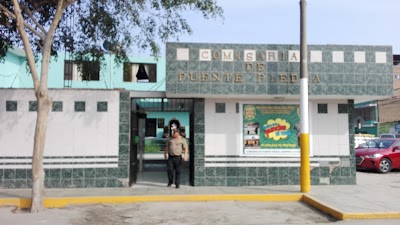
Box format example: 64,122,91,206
355,55,400,136
377,55,400,134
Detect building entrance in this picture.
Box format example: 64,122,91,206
129,98,194,187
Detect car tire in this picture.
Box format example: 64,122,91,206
378,158,392,174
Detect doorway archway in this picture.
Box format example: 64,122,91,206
129,98,194,187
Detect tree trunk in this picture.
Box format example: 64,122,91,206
9,0,73,213
30,90,51,213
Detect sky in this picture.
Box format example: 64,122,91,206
155,0,399,55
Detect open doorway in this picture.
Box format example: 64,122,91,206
129,98,194,187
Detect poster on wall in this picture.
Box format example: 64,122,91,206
243,104,300,156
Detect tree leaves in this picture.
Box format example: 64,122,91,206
0,0,223,62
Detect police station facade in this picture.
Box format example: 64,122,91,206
0,42,393,188
165,43,392,186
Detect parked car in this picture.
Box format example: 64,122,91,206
356,138,400,173
380,133,400,138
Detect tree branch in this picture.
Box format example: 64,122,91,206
39,0,71,86
20,4,47,35
11,0,40,91
45,0,75,45
0,3,46,41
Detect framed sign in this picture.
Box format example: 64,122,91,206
158,118,165,128
243,104,300,156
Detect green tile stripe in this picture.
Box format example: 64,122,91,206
0,167,126,189
193,99,205,186
0,156,119,159
0,156,119,167
347,99,357,181
117,91,130,186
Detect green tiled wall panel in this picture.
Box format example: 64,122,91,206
167,43,392,97
191,99,356,186
0,90,132,189
3,95,357,189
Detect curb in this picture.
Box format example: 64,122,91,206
1,194,400,220
0,194,303,208
302,194,400,220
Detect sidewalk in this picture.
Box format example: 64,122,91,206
1,172,400,220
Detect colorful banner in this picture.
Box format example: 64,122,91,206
243,104,300,156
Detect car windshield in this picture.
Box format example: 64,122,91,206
381,134,394,138
359,139,395,148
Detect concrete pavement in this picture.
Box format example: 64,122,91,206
1,171,400,220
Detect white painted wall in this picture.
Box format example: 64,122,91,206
204,99,242,156
310,101,350,156
204,99,350,157
0,89,120,158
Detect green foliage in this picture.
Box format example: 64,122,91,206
145,143,163,153
379,122,395,135
0,0,223,64
144,137,190,153
145,138,166,153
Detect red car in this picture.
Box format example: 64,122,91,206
356,139,400,173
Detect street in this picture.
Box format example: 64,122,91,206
1,201,399,225
0,171,400,225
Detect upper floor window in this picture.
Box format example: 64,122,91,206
64,60,100,81
123,63,156,82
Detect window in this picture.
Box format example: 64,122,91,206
318,104,328,114
123,63,156,82
97,101,108,112
158,118,165,128
338,104,348,114
64,60,100,81
74,101,86,112
29,101,37,112
52,101,63,112
145,118,157,137
216,103,225,113
6,101,17,111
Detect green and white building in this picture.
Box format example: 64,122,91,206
0,43,393,188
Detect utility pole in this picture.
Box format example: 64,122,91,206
300,0,310,193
